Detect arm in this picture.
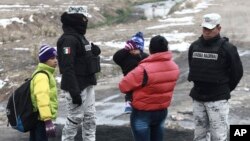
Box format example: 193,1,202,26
119,65,144,93
33,73,52,121
188,44,194,68
224,44,243,91
187,44,193,81
113,49,130,67
59,37,81,97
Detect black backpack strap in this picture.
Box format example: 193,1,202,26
32,70,49,80
141,69,148,87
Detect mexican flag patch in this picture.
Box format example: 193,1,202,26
63,47,71,54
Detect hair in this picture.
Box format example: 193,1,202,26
149,35,168,54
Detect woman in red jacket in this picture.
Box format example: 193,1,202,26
119,35,180,141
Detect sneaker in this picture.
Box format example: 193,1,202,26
124,101,132,114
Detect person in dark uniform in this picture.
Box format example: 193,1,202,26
57,6,101,141
188,13,243,141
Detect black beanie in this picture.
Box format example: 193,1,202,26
61,12,86,26
149,35,168,54
61,12,88,35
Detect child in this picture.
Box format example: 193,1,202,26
30,44,58,141
113,32,148,113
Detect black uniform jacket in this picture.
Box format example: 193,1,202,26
188,35,243,101
57,26,101,97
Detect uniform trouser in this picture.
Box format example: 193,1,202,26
62,86,96,141
193,100,229,141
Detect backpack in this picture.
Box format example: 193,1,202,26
6,70,49,132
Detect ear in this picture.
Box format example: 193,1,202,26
217,25,222,31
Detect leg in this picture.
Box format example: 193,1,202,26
206,100,229,141
30,121,48,141
150,109,168,141
82,86,96,141
124,92,133,113
125,92,132,102
130,109,150,141
193,100,209,141
62,91,84,141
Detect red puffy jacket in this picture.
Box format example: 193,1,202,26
119,51,179,111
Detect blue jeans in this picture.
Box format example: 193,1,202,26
30,120,48,141
130,108,168,141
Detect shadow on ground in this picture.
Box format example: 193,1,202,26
0,125,193,141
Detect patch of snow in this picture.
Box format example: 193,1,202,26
56,94,129,126
146,21,194,30
96,102,128,125
101,63,114,67
13,48,29,51
174,9,201,15
244,87,250,92
0,80,6,89
159,31,195,42
239,50,250,57
175,0,215,15
95,41,124,48
0,9,13,12
29,15,34,22
55,76,61,84
169,42,191,52
93,6,100,11
159,16,193,23
95,31,192,52
136,0,177,19
0,17,26,28
0,4,30,8
100,55,113,61
38,4,50,8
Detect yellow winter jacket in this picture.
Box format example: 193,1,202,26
30,63,58,121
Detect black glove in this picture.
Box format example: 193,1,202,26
91,43,101,55
70,92,82,106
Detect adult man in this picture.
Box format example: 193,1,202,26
188,13,243,141
57,6,101,141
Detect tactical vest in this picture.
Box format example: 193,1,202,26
188,38,230,84
63,33,100,76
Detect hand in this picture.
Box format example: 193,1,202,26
72,94,82,106
45,120,56,137
124,40,137,51
91,43,101,55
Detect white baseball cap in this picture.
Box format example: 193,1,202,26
66,6,91,18
201,13,221,29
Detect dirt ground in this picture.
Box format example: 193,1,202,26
0,125,194,141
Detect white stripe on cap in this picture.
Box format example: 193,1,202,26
39,45,52,57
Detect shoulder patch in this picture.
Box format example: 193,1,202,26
63,47,71,54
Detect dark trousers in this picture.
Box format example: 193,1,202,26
125,92,133,102
30,120,48,141
130,108,168,141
